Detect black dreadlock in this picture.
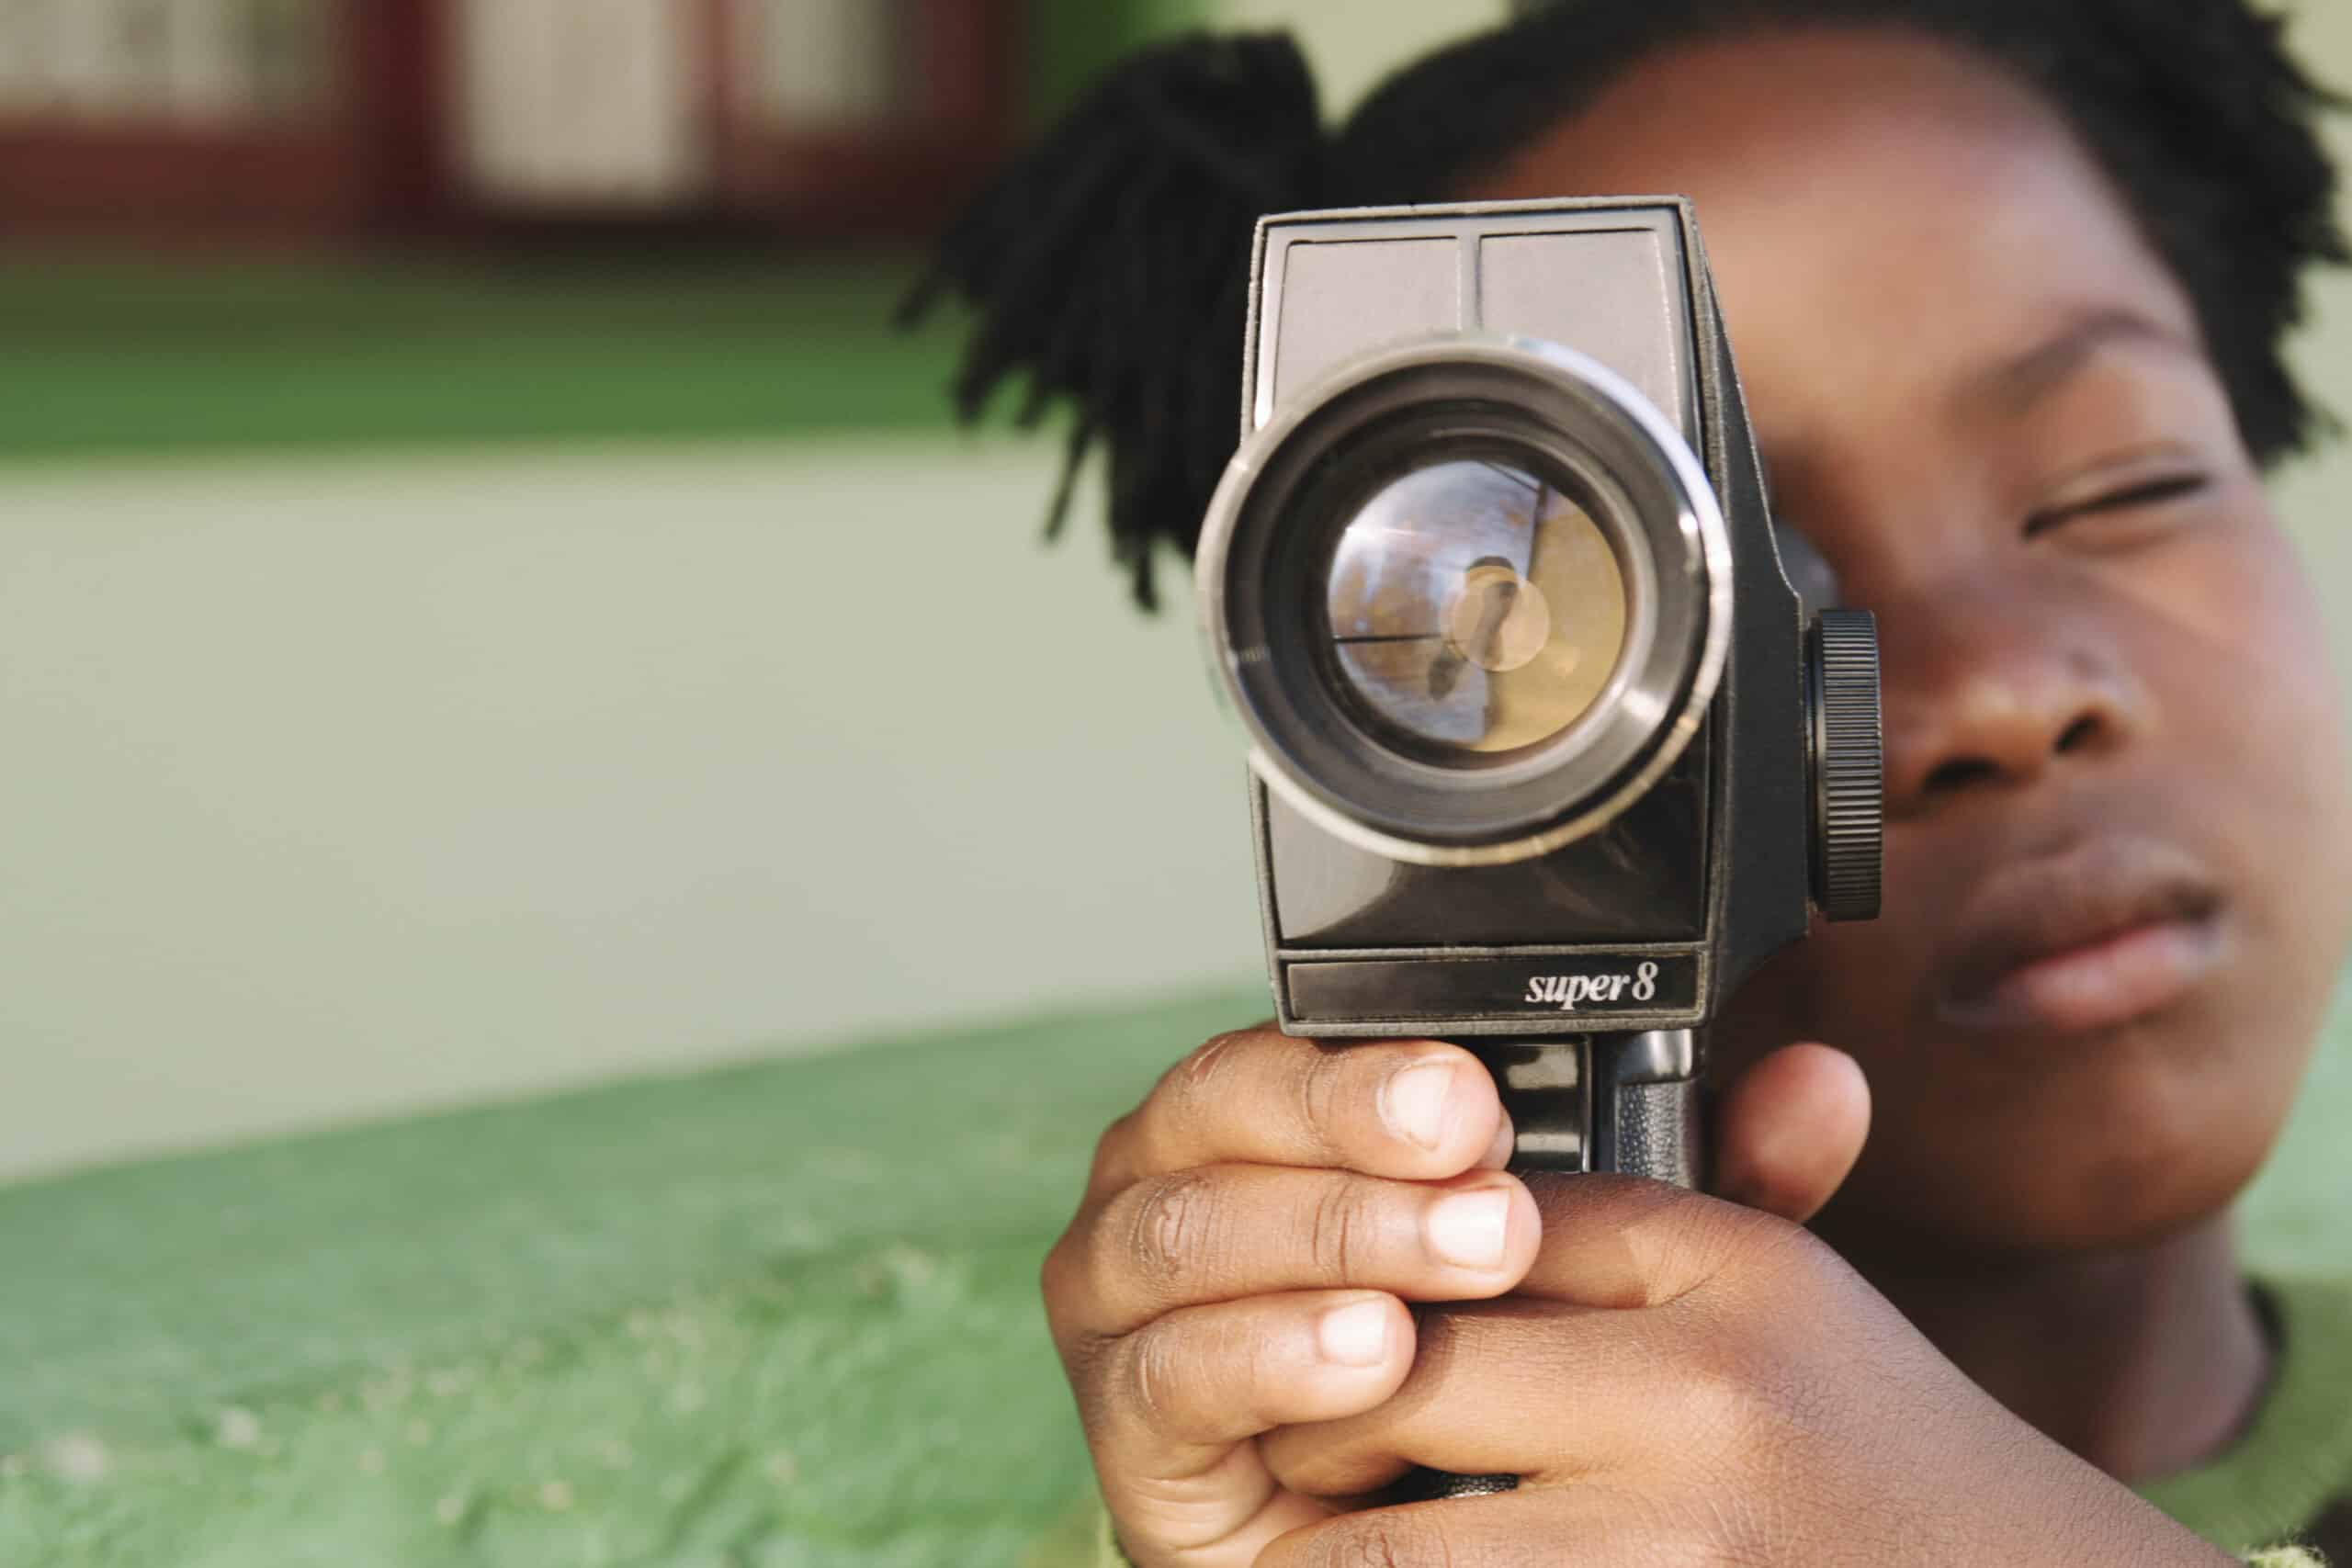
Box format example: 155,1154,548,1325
896,34,1327,609
906,1,2345,610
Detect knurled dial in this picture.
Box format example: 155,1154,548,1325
1811,610,1884,922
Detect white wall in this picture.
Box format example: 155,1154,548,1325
0,442,1259,1182
454,0,708,209
1210,0,1503,112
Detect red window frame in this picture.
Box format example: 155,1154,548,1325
0,2,447,243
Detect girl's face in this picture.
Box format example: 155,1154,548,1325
1468,28,2352,1258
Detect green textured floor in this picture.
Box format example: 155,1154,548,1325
3,982,2346,1568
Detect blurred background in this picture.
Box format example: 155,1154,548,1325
2,6,2347,1565
1,0,2348,1187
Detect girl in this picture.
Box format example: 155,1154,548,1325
918,3,2352,1562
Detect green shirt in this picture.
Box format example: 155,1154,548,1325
2141,1276,2352,1562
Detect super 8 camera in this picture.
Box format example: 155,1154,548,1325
1194,198,1886,1188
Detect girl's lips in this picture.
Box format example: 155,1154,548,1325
1933,835,2227,1036
1939,914,2225,1035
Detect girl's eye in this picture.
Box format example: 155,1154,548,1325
2024,471,2211,540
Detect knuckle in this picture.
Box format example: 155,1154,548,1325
1141,1030,1255,1158
1038,1234,1070,1314
1305,1178,1374,1280
1039,1234,1118,1389
1300,1512,1452,1568
1125,1170,1220,1296
1294,1044,1350,1161
1039,1227,1091,1338
1120,1320,1194,1435
1176,1029,1251,1098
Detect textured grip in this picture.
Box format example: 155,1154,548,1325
1610,1079,1702,1188
1811,610,1884,922
1406,1043,1704,1503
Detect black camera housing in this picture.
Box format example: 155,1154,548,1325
1197,200,1883,1179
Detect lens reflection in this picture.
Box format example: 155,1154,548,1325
1325,457,1627,757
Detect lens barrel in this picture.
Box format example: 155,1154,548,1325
1809,610,1885,921
1197,336,1733,868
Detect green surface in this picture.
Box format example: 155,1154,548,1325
0,256,970,464
2,979,2344,1567
2140,1277,2352,1557
0,987,1261,1567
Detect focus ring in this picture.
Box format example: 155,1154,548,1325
1812,610,1884,921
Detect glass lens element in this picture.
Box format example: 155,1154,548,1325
1325,457,1628,757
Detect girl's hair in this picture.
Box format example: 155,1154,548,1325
905,1,2346,608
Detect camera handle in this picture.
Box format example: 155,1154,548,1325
1393,1031,1703,1504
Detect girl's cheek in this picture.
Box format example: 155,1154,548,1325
2148,513,2352,948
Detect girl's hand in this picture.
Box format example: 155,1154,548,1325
1253,1169,2241,1568
1038,1029,1869,1568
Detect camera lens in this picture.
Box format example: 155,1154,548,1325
1325,457,1627,760
1197,338,1728,863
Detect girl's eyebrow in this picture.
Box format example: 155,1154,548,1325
1957,306,2200,420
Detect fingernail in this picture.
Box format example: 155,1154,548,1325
1476,1111,1516,1171
1426,1188,1511,1270
1317,1298,1393,1367
1381,1061,1457,1152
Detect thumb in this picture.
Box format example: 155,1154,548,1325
1710,1043,1871,1224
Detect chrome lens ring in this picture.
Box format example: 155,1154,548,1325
1197,336,1733,867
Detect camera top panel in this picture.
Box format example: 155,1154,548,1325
1250,200,1700,452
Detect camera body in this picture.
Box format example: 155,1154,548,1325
1196,199,1883,1182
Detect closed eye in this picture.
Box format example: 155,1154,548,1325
2025,472,2211,539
